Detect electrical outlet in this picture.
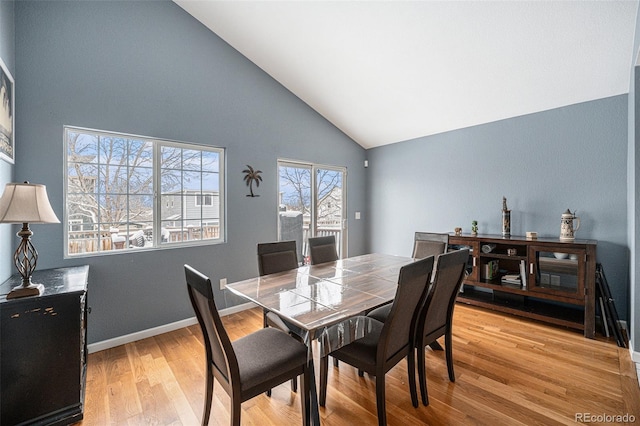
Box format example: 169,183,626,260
355,211,361,220
219,278,227,290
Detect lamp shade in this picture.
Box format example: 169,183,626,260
0,182,60,224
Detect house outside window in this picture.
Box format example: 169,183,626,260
195,193,214,207
64,126,225,256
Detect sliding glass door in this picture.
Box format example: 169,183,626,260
278,160,346,263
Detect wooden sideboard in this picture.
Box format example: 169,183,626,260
0,265,89,426
449,234,597,338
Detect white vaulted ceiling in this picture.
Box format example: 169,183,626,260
175,1,639,149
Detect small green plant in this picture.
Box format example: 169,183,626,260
471,220,478,234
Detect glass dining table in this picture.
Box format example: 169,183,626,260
226,252,415,425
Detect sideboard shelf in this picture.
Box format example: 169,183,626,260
459,286,586,330
449,234,596,338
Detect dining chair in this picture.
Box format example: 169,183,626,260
257,240,299,276
184,264,311,426
257,241,300,332
365,231,449,325
412,232,449,259
308,235,339,265
257,240,303,393
307,235,340,367
318,256,434,425
414,248,469,406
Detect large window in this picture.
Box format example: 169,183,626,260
65,126,225,256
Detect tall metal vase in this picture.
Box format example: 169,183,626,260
502,210,511,237
502,196,511,237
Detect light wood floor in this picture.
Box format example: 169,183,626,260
79,305,640,425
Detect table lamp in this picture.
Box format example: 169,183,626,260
0,182,60,299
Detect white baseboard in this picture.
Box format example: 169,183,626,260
630,340,640,364
87,301,257,354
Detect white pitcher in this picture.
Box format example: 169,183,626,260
560,209,580,240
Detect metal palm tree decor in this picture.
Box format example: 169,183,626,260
243,165,263,197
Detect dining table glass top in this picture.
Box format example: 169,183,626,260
226,253,414,334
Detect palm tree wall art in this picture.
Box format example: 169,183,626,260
243,165,263,197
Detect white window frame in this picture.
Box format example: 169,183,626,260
64,126,225,257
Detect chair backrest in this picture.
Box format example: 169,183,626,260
257,240,299,276
185,265,238,390
412,232,449,259
417,249,469,339
308,235,339,265
378,256,434,363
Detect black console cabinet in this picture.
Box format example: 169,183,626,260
0,266,89,426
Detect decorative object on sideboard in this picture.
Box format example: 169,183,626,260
454,227,462,236
242,165,263,197
560,209,580,241
471,221,478,236
0,182,60,299
502,196,511,237
481,243,496,253
526,231,537,239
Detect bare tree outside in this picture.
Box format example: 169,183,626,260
278,163,344,260
279,166,311,214
279,165,342,223
66,128,221,254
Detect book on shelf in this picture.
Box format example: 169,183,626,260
501,274,522,287
482,260,499,280
519,260,527,289
501,274,521,282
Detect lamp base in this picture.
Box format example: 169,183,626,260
6,283,44,299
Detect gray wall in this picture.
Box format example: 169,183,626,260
0,0,14,280
367,96,630,321
14,1,367,344
8,0,638,352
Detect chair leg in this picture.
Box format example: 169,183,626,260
263,309,272,397
319,355,329,406
292,377,298,392
418,339,429,406
300,367,311,426
202,365,214,426
230,391,242,426
445,328,455,382
358,369,364,377
407,348,418,408
375,374,387,426
333,357,339,368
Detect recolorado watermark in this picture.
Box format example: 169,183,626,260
575,413,636,423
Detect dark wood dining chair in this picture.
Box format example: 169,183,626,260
257,240,300,334
257,240,303,393
185,264,311,426
318,256,434,425
257,240,299,276
366,232,449,325
412,232,449,259
308,235,339,264
414,248,469,406
307,235,341,366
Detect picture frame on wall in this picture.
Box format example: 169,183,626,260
0,56,15,164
